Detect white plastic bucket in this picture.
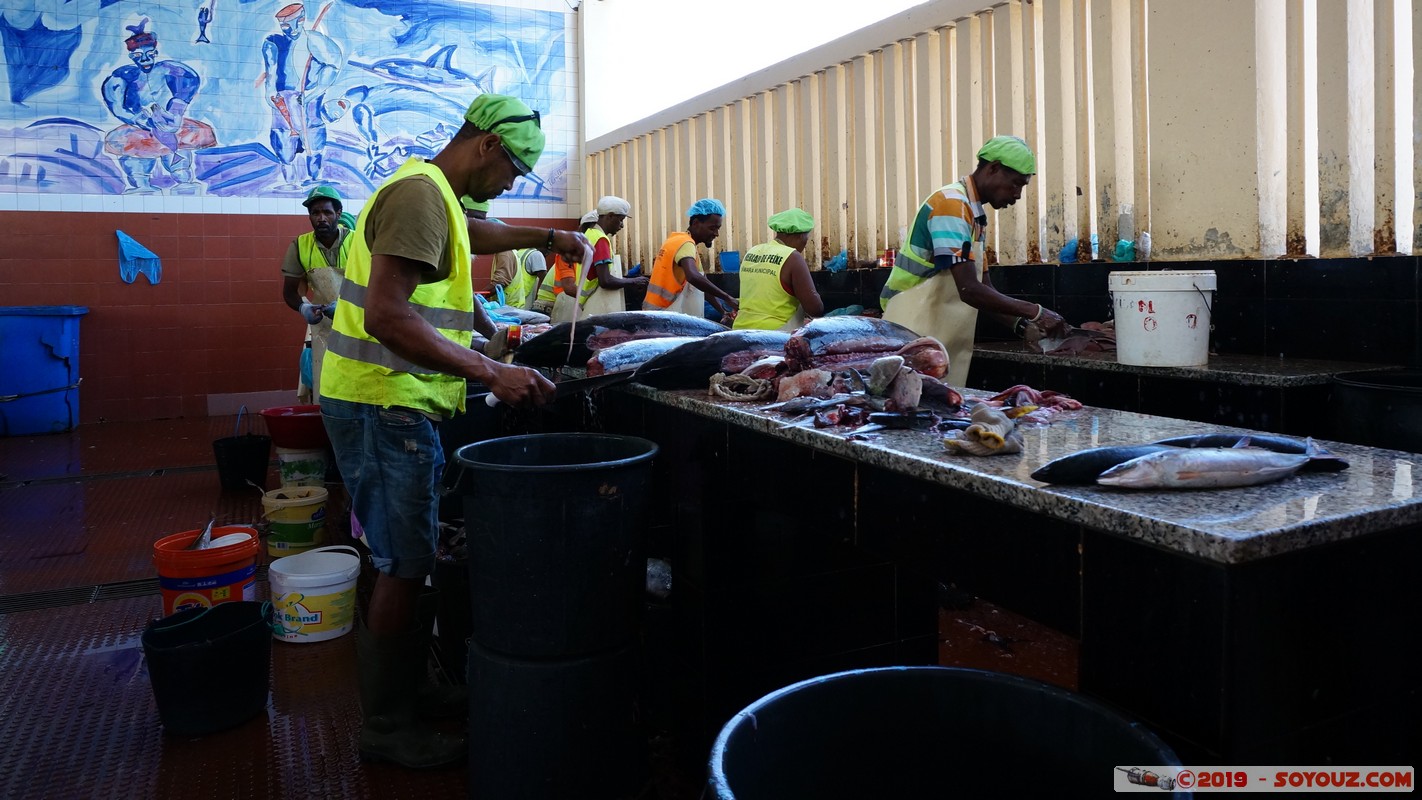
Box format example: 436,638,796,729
1108,270,1216,367
275,446,327,488
267,545,361,643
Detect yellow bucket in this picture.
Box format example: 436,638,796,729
261,486,328,558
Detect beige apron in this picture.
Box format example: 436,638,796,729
304,264,344,402
777,307,808,332
667,282,706,318
882,252,983,388
580,256,627,316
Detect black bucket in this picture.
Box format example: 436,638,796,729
468,639,645,800
452,433,658,658
213,407,271,492
142,601,272,737
708,667,1188,799
1331,370,1422,453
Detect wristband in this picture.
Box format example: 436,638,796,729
545,228,556,250
1013,317,1028,337
1029,304,1044,322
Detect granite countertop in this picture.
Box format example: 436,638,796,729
973,341,1401,387
619,382,1422,565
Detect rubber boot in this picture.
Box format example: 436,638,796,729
356,621,465,769
415,586,468,719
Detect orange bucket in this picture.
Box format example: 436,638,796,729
153,526,261,617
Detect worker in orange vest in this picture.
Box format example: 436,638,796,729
643,198,739,321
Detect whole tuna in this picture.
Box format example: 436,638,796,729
634,330,792,389
514,311,727,367
586,336,702,376
1096,441,1318,489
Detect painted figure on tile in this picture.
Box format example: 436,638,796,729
261,2,347,188
101,18,217,195
196,0,215,44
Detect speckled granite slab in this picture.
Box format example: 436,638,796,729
619,382,1422,565
973,342,1401,387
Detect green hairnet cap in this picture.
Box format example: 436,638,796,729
976,135,1036,175
768,208,814,234
464,94,546,176
461,196,491,213
303,184,343,209
339,211,357,229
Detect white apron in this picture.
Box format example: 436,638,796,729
667,282,706,318
304,264,343,402
580,256,627,316
882,254,983,388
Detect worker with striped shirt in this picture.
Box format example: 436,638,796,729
880,136,1068,387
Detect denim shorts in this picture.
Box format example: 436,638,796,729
320,396,444,579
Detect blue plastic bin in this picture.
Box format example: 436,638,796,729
0,306,90,435
719,251,741,273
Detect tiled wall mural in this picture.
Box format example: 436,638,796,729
1,0,572,204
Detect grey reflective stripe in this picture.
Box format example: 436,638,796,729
338,280,477,329
325,329,439,374
896,248,942,278
646,283,678,302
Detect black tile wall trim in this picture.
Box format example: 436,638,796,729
709,258,1418,365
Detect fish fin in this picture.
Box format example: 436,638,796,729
1232,437,1252,449
428,44,458,67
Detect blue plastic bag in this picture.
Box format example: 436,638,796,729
824,250,848,273
1058,240,1078,264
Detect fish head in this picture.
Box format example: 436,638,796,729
1095,453,1169,488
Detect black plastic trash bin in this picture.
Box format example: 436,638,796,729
1332,370,1422,453
452,432,659,658
708,667,1188,799
142,601,272,737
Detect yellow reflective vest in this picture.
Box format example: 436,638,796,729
320,157,476,417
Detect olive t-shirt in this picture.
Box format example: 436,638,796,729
362,176,454,282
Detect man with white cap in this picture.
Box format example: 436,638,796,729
733,208,825,331
880,135,1068,386
577,195,646,315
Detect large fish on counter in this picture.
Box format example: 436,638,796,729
513,311,727,367
633,330,793,389
1096,439,1323,489
784,317,949,378
1032,434,1348,485
586,336,703,376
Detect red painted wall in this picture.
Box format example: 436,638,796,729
0,210,574,423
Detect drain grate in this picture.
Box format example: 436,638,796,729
0,566,269,614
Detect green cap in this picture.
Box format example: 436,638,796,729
464,94,545,177
302,184,343,209
461,196,491,213
976,135,1036,175
768,208,814,234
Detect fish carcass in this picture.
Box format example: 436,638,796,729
1095,440,1319,489
633,330,792,389
783,318,949,379
513,311,727,367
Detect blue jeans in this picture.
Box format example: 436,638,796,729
321,396,444,579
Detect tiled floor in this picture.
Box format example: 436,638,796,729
0,415,1080,800
0,417,700,800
